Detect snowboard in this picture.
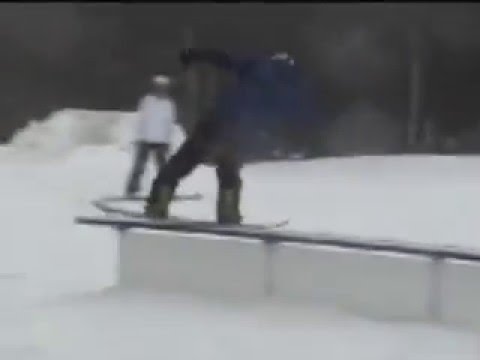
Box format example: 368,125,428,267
75,214,289,236
84,192,288,235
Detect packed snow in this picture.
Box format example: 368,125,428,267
0,109,478,359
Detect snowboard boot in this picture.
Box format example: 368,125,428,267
216,188,242,225
145,185,174,219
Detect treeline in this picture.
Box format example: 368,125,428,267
1,3,480,155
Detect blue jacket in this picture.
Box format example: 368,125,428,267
183,49,320,146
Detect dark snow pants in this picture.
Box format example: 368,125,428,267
147,117,242,206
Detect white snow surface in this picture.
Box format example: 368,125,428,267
0,109,478,359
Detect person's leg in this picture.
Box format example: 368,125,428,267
146,119,216,218
125,142,149,196
215,148,243,224
152,143,169,171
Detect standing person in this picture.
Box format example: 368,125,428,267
125,75,177,197
145,49,319,224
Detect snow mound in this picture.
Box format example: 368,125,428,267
8,108,186,156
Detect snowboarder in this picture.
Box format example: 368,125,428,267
125,75,177,196
145,48,319,224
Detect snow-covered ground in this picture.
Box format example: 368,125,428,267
0,109,478,359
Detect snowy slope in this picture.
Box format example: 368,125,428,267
0,109,478,359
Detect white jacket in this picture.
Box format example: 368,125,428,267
135,94,176,144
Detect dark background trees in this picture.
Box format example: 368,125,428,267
1,3,480,155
